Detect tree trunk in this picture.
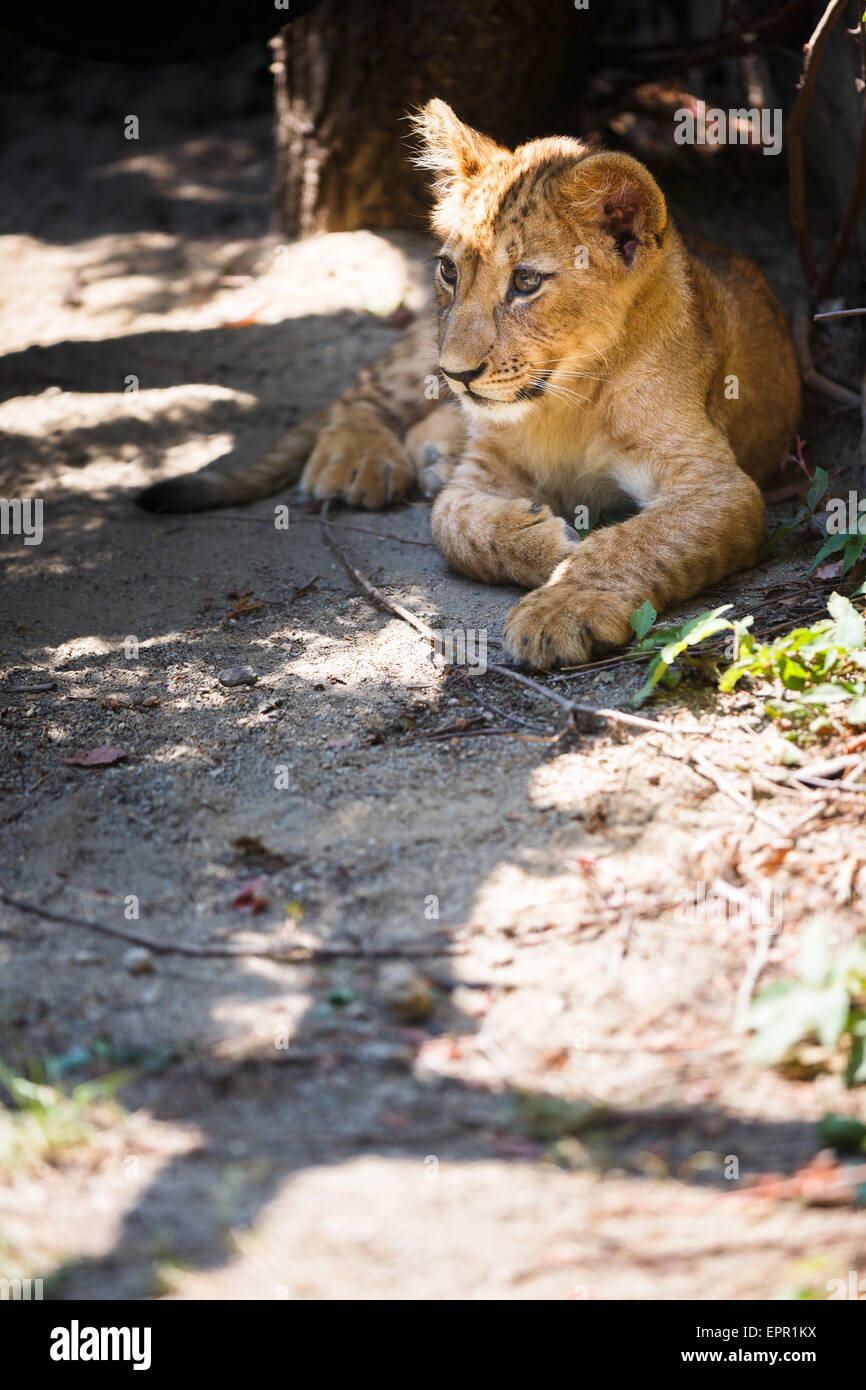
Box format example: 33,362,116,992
272,0,602,239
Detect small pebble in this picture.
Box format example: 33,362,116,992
358,1040,415,1067
378,963,435,1023
123,946,154,975
219,665,258,687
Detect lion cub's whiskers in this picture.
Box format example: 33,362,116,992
526,375,592,407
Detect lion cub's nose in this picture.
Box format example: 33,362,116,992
440,362,487,387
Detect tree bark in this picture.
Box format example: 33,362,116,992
272,0,602,239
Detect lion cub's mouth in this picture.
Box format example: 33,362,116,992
463,368,551,407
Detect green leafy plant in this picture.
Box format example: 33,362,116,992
719,591,866,733
627,602,752,708
760,463,866,578
807,472,866,576
760,464,830,563
627,589,866,741
809,526,866,580
818,1113,866,1151
0,1058,130,1169
743,922,866,1085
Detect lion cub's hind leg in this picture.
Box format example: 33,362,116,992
405,405,467,497
405,405,467,496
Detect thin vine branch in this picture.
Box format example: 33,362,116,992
0,889,458,962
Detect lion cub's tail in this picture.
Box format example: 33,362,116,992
136,411,326,513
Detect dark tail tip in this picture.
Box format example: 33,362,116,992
136,475,222,513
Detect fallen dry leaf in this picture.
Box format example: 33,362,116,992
815,560,845,580
221,589,263,625
62,745,128,767
232,878,269,914
221,301,265,327
749,843,792,872
741,1150,866,1207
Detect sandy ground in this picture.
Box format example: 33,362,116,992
1,45,866,1301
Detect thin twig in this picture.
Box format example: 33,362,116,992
813,307,866,320
320,500,436,638
815,18,866,298
787,0,850,288
595,0,809,73
487,661,707,735
734,922,781,1024
183,509,435,547
469,689,554,734
682,751,789,833
793,305,861,408
398,721,571,747
0,682,56,696
0,889,459,962
754,762,866,793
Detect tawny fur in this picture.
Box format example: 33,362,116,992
139,99,800,667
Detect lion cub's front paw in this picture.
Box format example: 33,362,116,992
301,417,414,509
503,583,635,668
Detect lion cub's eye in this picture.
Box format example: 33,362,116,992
438,256,458,286
512,266,543,295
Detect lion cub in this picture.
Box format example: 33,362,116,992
140,99,800,667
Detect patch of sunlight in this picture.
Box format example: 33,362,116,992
147,743,212,766
50,635,111,664
470,859,589,934
260,229,432,321
528,752,615,809
209,968,311,1059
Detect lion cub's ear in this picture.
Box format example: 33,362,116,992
408,98,505,198
561,152,667,269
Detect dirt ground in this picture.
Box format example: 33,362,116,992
2,45,866,1301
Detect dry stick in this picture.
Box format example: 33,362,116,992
815,20,866,299
320,500,435,639
797,775,866,792
777,752,863,779
0,889,458,963
485,660,707,735
793,306,861,408
397,723,568,746
787,5,865,405
470,689,553,735
680,750,789,833
757,766,866,794
734,922,782,1025
594,0,809,71
813,307,866,320
787,0,850,289
0,683,56,695
550,650,644,681
323,499,708,739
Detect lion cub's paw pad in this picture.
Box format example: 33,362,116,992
503,586,634,668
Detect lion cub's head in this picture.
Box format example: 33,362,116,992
410,99,670,423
